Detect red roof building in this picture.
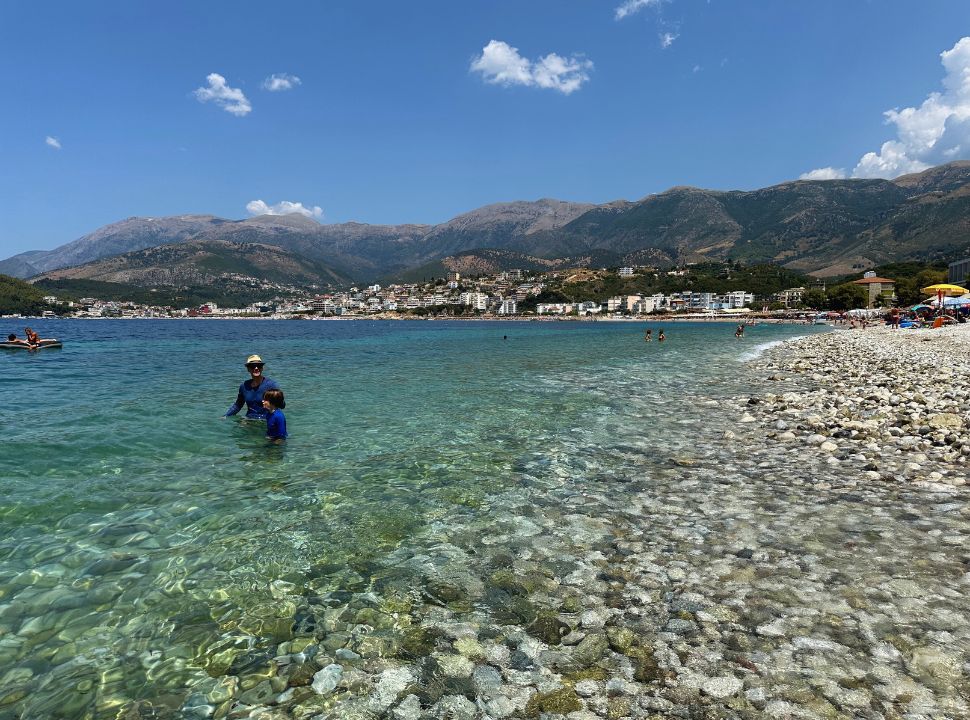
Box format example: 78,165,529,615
852,276,895,308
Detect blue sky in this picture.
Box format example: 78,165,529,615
3,0,970,257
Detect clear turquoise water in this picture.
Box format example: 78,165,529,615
0,318,823,716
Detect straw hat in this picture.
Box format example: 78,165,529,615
245,354,264,365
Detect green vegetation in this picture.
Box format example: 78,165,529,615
550,262,810,303
33,278,279,309
802,261,947,310
869,261,947,306
0,274,60,315
824,283,869,311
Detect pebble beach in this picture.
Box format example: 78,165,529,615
203,325,970,720
747,323,970,489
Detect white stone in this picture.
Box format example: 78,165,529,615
372,667,415,709
701,676,743,698
311,664,342,695
392,694,423,720
756,618,787,638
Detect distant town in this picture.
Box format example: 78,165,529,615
22,265,865,320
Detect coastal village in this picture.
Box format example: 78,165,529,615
24,265,892,320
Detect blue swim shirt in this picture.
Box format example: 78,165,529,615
266,409,287,439
225,377,280,419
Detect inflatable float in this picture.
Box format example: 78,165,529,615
0,339,62,350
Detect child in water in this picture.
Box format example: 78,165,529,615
262,389,288,441
644,329,652,342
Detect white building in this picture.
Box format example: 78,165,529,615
634,296,657,313
460,292,489,311
606,295,647,313
497,299,517,315
773,287,803,308
619,267,634,277
537,303,573,315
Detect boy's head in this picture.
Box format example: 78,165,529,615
7,334,16,341
262,389,286,410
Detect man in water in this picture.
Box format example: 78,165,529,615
224,354,281,420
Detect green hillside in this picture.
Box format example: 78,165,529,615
0,273,56,315
33,278,280,309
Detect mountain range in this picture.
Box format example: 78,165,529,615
6,162,970,287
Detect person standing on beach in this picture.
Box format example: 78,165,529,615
223,354,280,420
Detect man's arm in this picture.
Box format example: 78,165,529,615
224,384,245,417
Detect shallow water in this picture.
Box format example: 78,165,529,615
1,319,967,719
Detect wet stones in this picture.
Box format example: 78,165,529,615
571,633,609,667
701,675,743,699
525,611,570,646
311,664,342,695
523,686,582,717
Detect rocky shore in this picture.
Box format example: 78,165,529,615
740,324,970,488
154,325,968,720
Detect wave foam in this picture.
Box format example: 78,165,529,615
738,339,787,362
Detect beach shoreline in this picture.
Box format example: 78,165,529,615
739,323,970,489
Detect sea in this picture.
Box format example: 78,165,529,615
1,318,966,718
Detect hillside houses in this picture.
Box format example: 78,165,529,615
37,266,785,319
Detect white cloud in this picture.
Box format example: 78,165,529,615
246,199,323,219
660,32,678,49
807,37,970,180
470,40,592,95
615,0,660,20
799,167,847,180
262,73,302,92
194,73,252,116
45,135,61,150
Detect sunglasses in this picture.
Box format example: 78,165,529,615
246,363,264,370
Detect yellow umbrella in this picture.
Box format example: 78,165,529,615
922,283,969,317
922,283,969,295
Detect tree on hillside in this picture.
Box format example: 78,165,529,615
826,283,869,311
801,288,827,309
0,274,53,315
894,268,948,306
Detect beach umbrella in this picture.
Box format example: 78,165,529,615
922,283,969,316
943,295,970,307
